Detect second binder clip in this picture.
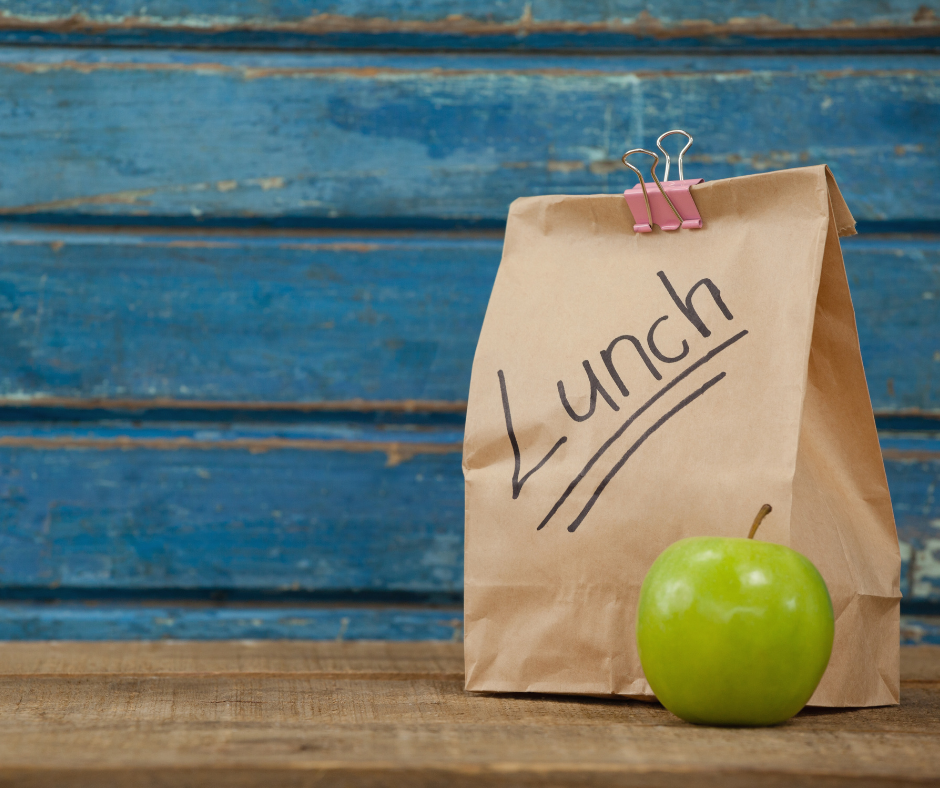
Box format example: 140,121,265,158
622,130,703,233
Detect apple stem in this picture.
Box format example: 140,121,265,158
747,504,773,539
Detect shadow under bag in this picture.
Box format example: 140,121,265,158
463,165,900,707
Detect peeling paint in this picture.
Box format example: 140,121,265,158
546,160,585,173
253,177,284,190
578,145,931,178
0,177,292,216
883,448,940,462
0,188,156,214
0,396,932,419
0,397,469,413
3,57,933,82
166,240,240,249
589,160,623,175
0,435,464,464
913,538,940,598
901,618,928,644
0,9,938,43
281,242,381,252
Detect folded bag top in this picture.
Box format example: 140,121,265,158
462,163,900,708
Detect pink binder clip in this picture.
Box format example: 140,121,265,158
622,130,703,233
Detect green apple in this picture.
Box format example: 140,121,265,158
636,505,834,726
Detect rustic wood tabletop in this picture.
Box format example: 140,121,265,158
0,641,936,787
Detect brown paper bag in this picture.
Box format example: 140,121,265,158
463,165,900,707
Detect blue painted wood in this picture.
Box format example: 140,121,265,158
0,603,930,642
0,423,464,593
0,228,498,404
846,236,940,412
0,426,930,601
887,436,940,603
0,228,935,411
6,0,936,28
0,421,466,445
902,616,940,645
0,1,937,51
0,17,935,643
0,50,937,224
0,603,464,640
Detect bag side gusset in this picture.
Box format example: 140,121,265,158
792,169,900,707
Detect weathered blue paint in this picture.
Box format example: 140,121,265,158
0,421,466,444
5,0,936,27
0,603,464,640
845,235,940,412
0,228,935,411
0,6,935,643
0,1,937,51
0,427,931,602
0,50,937,223
902,616,940,645
0,405,468,428
887,435,940,603
0,603,930,642
0,424,464,593
0,229,498,404
4,31,937,54
876,413,940,432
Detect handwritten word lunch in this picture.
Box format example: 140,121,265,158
498,270,746,531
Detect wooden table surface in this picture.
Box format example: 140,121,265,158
0,642,936,787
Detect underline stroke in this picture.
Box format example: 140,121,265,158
567,371,727,532
537,329,748,531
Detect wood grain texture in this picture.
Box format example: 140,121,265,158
0,604,465,640
2,639,935,679
1,0,938,51
0,422,464,593
0,604,933,643
0,50,937,224
0,15,936,647
845,237,940,412
5,677,940,730
897,644,940,679
0,642,934,787
0,640,468,676
0,430,931,605
0,229,935,410
0,229,497,403
0,604,932,643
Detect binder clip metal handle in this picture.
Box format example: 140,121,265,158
622,130,704,233
656,129,693,182
621,149,683,234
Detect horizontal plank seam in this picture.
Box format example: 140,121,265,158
0,399,935,421
2,60,939,81
1,219,936,234
0,438,935,466
0,398,469,413
1,14,939,41
0,436,464,462
881,448,940,461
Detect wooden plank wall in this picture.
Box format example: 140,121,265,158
0,1,937,642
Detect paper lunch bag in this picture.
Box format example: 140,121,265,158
463,165,900,707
